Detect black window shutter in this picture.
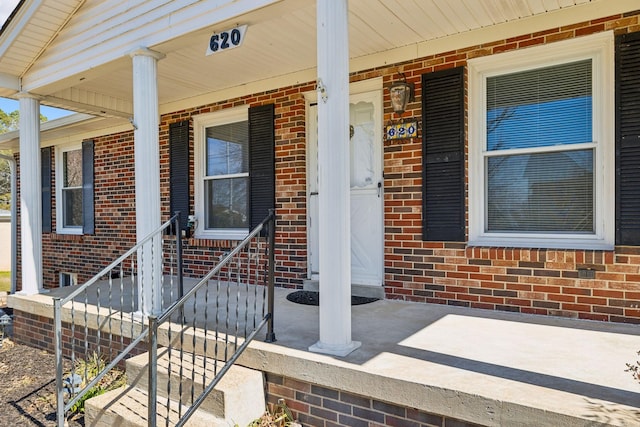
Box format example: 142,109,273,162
82,140,95,235
616,31,640,245
169,120,191,234
422,67,465,241
41,147,52,233
248,104,275,229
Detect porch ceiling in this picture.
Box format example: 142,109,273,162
0,0,621,117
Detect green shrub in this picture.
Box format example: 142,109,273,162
66,352,126,414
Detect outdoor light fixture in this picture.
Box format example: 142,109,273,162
389,74,414,116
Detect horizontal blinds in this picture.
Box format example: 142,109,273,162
487,60,592,150
487,150,593,233
485,59,595,234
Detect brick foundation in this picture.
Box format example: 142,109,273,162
12,309,146,364
265,374,482,427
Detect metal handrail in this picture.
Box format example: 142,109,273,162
156,212,272,327
54,212,183,427
147,210,276,427
58,213,182,306
53,210,276,426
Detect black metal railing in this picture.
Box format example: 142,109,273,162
147,210,275,426
53,211,276,426
53,213,184,427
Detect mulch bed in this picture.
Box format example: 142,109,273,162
0,338,84,426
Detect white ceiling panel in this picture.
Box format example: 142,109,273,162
2,0,632,116
433,1,480,32
379,1,440,40
526,0,548,14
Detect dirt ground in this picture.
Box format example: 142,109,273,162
0,338,84,427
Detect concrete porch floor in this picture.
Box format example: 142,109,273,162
10,282,640,426
247,287,640,426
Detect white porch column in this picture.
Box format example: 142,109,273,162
17,93,42,294
309,0,360,356
130,48,165,316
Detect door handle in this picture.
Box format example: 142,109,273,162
377,182,382,198
310,191,319,196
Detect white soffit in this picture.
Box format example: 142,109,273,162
2,0,636,116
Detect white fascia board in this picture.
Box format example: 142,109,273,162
0,112,95,150
42,93,132,118
40,112,95,130
0,0,44,59
0,72,20,91
21,0,282,93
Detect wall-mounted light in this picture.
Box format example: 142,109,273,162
389,73,414,116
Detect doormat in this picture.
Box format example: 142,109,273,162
286,290,378,306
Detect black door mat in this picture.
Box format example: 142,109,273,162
286,290,378,306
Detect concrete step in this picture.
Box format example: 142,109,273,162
84,386,233,427
124,349,265,426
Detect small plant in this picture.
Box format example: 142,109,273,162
248,398,301,427
626,350,640,383
65,352,126,414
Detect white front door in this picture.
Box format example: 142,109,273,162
307,90,383,286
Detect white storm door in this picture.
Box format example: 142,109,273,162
307,90,383,286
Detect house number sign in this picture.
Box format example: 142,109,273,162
206,25,248,56
386,120,417,140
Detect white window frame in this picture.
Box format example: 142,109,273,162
55,143,83,235
193,105,250,240
468,31,614,250
59,272,78,287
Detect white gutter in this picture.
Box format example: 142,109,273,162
0,153,16,294
0,112,97,148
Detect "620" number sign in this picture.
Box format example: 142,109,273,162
206,25,248,56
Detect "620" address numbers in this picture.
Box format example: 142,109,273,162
206,25,248,56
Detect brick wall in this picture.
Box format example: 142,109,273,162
156,85,313,286
44,131,138,285
15,10,640,323
17,84,314,290
265,374,482,427
380,11,640,323
12,309,146,363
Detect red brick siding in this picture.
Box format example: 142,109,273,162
14,11,640,323
381,13,640,323
16,85,312,289
13,309,154,368
155,85,312,286
14,132,139,287
48,132,138,285
265,373,483,427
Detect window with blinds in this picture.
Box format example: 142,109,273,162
56,144,84,234
485,60,594,234
192,104,275,240
204,121,249,229
468,32,614,250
